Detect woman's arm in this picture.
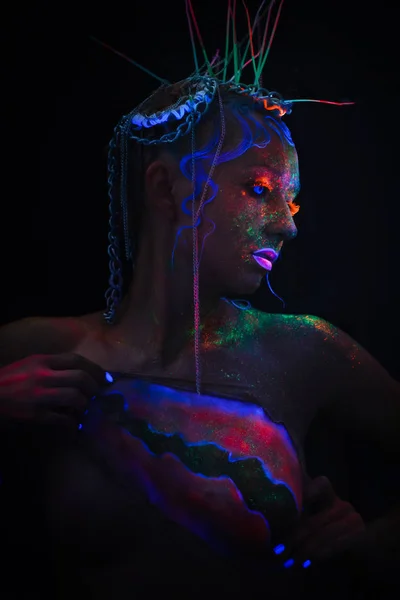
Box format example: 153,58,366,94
310,318,400,568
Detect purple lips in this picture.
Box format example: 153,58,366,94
251,248,278,272
252,248,278,262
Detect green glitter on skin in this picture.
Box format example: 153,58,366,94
214,308,268,346
213,310,340,348
299,315,338,340
183,305,349,390
188,305,339,352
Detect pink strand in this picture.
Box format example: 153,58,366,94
242,49,261,70
257,0,275,76
187,0,206,50
264,0,284,57
288,99,356,106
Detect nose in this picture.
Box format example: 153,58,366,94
263,203,298,242
283,220,298,241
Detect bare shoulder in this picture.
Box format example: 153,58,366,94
252,308,396,386
271,312,399,407
0,313,101,367
280,313,394,376
231,307,346,381
253,310,360,359
238,308,343,352
292,315,400,454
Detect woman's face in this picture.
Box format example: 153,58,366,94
193,115,300,296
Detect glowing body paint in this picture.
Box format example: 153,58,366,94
85,375,303,555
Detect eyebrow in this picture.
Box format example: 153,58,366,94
246,166,301,196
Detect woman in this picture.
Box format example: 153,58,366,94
1,7,400,599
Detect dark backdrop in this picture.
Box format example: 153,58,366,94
1,0,399,379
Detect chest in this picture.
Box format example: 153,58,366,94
83,328,321,450
43,358,321,561
48,320,328,562
76,309,326,449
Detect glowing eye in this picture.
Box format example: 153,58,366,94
253,184,266,195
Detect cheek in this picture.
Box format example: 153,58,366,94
211,188,265,250
218,187,262,223
230,193,267,242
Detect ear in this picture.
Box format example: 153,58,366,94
145,160,176,218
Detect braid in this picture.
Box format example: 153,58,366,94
103,89,163,324
103,128,124,324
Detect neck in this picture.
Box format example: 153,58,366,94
108,242,230,370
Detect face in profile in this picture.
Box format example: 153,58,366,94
175,109,301,297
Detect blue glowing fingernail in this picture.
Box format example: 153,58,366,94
78,423,83,430
273,544,285,555
283,558,295,569
84,409,89,415
105,372,114,383
302,560,312,568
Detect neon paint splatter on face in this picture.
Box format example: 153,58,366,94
172,104,298,269
230,140,300,263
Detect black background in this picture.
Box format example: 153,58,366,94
1,0,399,379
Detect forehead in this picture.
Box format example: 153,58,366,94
222,123,300,192
246,130,299,169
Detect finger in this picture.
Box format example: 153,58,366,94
317,528,366,561
300,527,365,563
35,410,79,430
303,476,336,515
291,513,366,562
304,475,335,504
285,502,357,552
46,353,108,386
44,369,101,399
37,388,88,413
290,501,352,543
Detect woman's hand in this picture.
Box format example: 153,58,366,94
0,353,107,428
278,476,366,567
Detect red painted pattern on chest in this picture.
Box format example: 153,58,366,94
85,378,303,555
